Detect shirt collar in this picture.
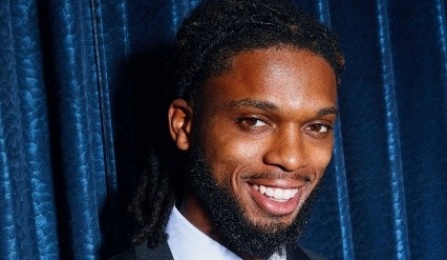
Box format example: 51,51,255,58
165,206,287,260
166,206,242,260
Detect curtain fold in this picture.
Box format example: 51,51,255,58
377,0,409,259
0,1,59,259
1,0,446,259
388,1,447,258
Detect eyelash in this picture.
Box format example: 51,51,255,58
235,117,334,136
306,123,333,133
236,117,268,128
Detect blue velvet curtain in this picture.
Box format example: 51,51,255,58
1,0,446,259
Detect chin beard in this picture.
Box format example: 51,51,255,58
184,143,319,259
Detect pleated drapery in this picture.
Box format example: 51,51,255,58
1,0,446,259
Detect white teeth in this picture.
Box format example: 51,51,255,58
266,187,274,197
252,184,298,201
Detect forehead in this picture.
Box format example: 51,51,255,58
201,46,337,111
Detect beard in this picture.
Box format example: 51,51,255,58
184,142,319,259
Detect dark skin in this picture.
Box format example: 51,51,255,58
168,45,337,258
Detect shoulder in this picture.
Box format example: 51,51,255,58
109,247,136,260
300,247,328,260
109,241,174,260
287,244,328,260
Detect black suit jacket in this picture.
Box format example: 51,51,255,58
110,240,327,260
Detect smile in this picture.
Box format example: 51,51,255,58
252,184,299,202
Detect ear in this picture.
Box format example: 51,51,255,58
168,99,193,151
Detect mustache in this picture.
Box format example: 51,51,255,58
242,171,314,182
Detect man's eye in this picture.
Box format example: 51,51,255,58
306,123,332,133
239,118,267,127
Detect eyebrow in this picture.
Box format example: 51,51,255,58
228,98,278,111
318,107,339,116
229,98,338,117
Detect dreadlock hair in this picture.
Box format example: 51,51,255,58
130,0,345,249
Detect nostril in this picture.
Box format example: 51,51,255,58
262,129,308,171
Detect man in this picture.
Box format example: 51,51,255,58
112,0,344,259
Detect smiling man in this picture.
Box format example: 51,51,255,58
111,0,344,259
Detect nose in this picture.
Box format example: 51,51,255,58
263,127,307,172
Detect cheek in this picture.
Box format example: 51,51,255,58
202,133,262,182
309,143,334,176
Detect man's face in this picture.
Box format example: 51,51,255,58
169,46,337,255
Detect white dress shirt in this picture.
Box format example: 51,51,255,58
166,206,286,260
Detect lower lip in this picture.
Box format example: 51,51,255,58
250,185,301,216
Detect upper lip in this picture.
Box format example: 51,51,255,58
240,170,314,191
246,179,305,189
